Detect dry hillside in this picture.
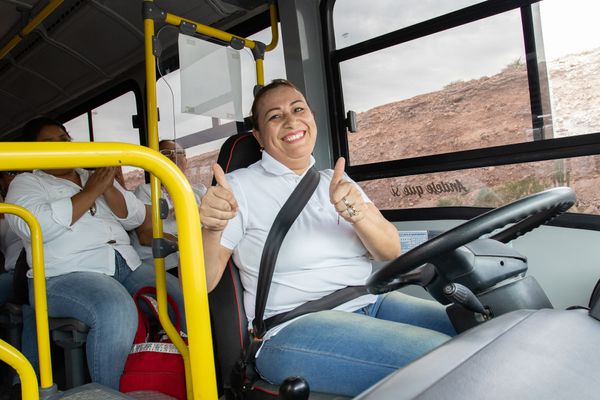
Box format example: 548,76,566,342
350,48,600,213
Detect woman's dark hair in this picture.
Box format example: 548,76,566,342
21,117,68,142
250,79,304,131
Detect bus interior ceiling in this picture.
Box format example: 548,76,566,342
0,0,271,140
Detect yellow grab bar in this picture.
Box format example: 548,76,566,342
265,2,279,52
165,13,257,50
0,203,53,391
160,7,267,86
1,142,216,400
0,0,64,61
0,339,39,400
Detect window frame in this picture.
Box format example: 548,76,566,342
59,80,146,146
321,0,600,229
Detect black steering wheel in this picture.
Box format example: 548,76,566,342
367,187,576,294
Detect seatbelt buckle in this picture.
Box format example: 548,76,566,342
251,320,266,340
248,329,264,353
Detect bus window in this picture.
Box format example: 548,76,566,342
91,92,140,145
63,113,89,143
328,0,600,215
63,90,144,191
338,9,529,164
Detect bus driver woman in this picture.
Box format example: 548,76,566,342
200,79,455,397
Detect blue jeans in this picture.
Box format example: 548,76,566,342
23,252,185,390
256,291,455,397
0,270,15,305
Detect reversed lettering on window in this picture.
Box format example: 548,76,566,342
391,180,468,198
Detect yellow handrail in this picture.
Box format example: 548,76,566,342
0,203,53,393
161,7,268,87
164,14,257,49
0,0,64,61
144,12,194,398
265,2,279,52
0,339,38,400
0,142,217,400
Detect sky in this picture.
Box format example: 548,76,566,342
333,0,600,112
64,0,600,154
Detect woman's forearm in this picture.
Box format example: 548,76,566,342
202,228,232,292
103,186,128,218
352,203,401,261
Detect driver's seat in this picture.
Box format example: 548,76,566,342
207,132,350,399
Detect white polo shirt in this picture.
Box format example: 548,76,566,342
131,182,206,270
221,151,377,336
6,169,146,278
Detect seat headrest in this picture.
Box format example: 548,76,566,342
212,132,262,185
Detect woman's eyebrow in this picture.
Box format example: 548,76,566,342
264,99,305,116
265,106,282,115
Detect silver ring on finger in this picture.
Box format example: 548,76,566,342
346,205,356,217
342,196,352,209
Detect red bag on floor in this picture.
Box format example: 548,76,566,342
120,286,187,400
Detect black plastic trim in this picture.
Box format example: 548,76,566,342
321,0,345,162
347,131,600,182
521,5,544,139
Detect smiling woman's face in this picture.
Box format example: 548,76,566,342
252,85,318,174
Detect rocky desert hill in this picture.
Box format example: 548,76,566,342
349,48,600,214
125,48,600,214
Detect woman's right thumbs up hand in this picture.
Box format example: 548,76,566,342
199,164,238,231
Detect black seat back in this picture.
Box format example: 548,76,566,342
13,248,29,305
211,131,262,185
208,132,262,394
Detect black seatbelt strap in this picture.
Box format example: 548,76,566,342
252,166,320,339
263,285,367,331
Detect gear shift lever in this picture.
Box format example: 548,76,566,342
444,283,490,318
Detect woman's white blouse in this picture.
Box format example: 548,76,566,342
6,169,146,278
222,152,377,336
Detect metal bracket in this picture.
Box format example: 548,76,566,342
251,41,266,60
152,36,162,57
142,1,166,21
159,198,169,219
346,110,357,133
179,20,197,36
230,36,245,50
152,237,179,258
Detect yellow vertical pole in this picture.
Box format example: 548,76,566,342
256,58,265,86
0,204,53,391
143,3,194,399
265,2,279,52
